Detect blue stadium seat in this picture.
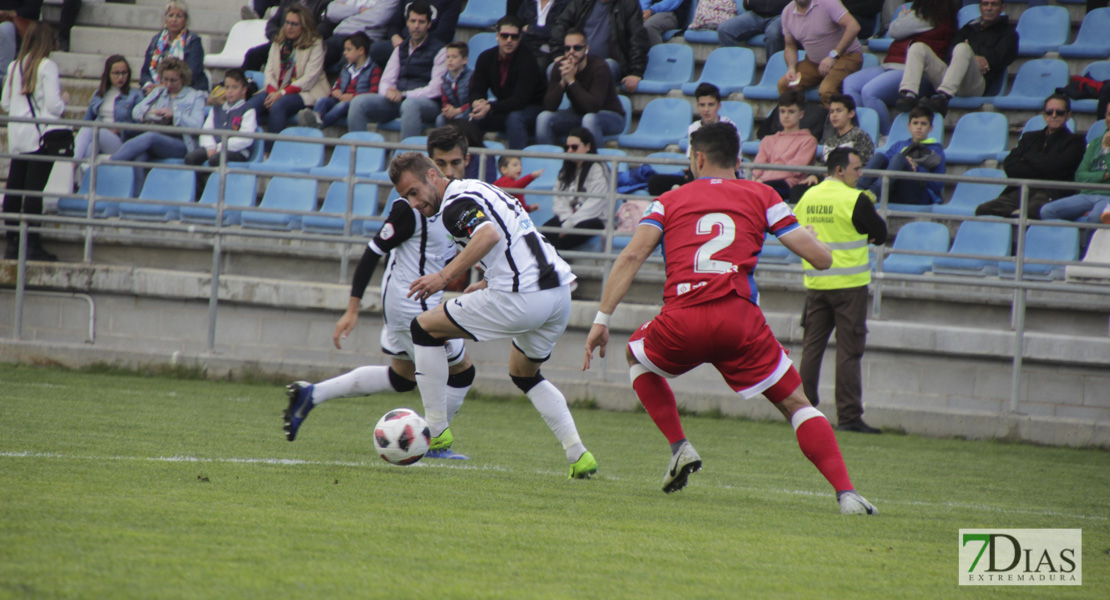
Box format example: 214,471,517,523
246,137,265,163
602,95,634,145
956,3,981,28
180,173,259,226
118,168,195,221
251,127,325,173
646,152,688,175
999,225,1079,281
933,168,1007,217
866,3,912,53
680,101,755,153
932,220,1012,276
876,111,945,154
856,107,880,145
240,176,318,230
309,132,386,180
618,98,693,150
943,112,1008,165
1087,119,1108,145
1059,8,1110,58
992,59,1069,111
457,0,503,28
57,165,134,218
636,44,695,94
879,221,950,274
742,50,800,101
1072,62,1110,114
947,70,1008,110
244,69,265,91
467,32,497,72
682,47,755,96
662,0,701,41
597,147,629,174
518,144,565,226
301,182,380,236
1015,6,1070,57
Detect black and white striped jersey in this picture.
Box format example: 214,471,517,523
370,198,458,329
436,179,576,293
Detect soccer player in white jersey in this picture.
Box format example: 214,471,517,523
282,128,479,460
389,150,599,479
583,122,876,514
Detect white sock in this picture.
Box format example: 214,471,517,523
445,382,470,423
311,366,392,404
525,380,585,462
414,344,449,436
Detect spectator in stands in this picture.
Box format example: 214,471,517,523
857,105,944,205
685,0,739,38
185,68,258,168
975,95,1087,219
468,16,546,150
841,0,953,135
779,0,864,106
447,120,498,183
544,127,611,250
370,0,459,67
751,89,817,199
297,31,379,128
110,57,207,178
842,0,883,38
0,0,43,84
2,21,68,262
243,1,278,20
894,0,1016,117
1038,112,1110,222
140,1,208,94
347,1,445,140
790,93,873,201
641,0,693,47
518,0,569,70
647,82,735,196
241,0,332,71
717,0,790,57
550,0,649,92
57,0,81,52
320,0,397,68
74,55,144,170
495,156,543,212
535,29,625,146
244,4,330,150
434,41,470,126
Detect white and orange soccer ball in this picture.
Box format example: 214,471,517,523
373,408,430,465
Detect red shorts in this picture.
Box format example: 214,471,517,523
627,294,801,402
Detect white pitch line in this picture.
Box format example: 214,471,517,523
2,451,1105,522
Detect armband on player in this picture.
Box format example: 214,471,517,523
593,312,611,327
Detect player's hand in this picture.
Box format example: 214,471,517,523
333,310,359,349
462,279,487,294
583,324,609,371
409,271,449,301
818,57,835,77
385,89,403,103
801,175,819,186
975,56,989,75
622,74,641,93
531,169,543,178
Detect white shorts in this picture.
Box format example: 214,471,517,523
382,325,466,366
442,286,571,362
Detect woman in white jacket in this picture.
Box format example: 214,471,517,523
543,126,610,250
2,22,70,261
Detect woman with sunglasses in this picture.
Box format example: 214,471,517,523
543,127,611,250
139,1,207,94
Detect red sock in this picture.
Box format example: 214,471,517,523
632,368,686,444
792,408,853,492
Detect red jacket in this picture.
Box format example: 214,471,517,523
885,19,954,65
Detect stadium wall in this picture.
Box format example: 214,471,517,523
2,264,1108,449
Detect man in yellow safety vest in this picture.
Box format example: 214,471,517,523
794,147,887,434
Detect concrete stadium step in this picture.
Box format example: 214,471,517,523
134,0,237,11
49,1,243,36
53,52,145,80
69,26,224,57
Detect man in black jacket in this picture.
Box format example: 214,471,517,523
468,16,547,149
370,0,460,67
550,0,648,92
975,94,1087,219
895,0,1017,116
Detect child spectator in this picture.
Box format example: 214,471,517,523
186,68,258,166
857,105,945,205
436,41,472,127
297,32,379,129
494,156,543,212
647,82,736,196
751,89,817,200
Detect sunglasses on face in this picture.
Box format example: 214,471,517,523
498,32,521,40
564,44,586,52
565,143,582,151
1044,109,1068,117
110,70,130,77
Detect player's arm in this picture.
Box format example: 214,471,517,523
583,223,663,370
778,225,832,270
409,203,501,301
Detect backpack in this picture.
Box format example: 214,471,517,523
1056,76,1105,101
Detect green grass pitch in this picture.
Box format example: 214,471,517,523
1,363,1106,599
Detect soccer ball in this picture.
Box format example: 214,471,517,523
373,408,430,465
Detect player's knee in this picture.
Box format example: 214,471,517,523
410,318,445,347
447,364,476,389
387,367,417,392
510,371,545,393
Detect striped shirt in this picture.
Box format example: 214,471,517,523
370,198,457,328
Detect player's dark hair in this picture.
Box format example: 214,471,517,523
498,155,517,170
689,121,740,169
344,31,371,53
558,127,599,191
389,151,438,186
564,28,586,41
693,82,720,102
827,93,859,126
406,0,434,21
446,40,469,57
98,55,131,96
826,147,859,175
778,89,805,110
908,105,934,123
426,125,468,158
1043,93,1071,113
495,15,524,32
223,68,248,89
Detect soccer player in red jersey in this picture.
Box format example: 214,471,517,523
583,122,877,514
